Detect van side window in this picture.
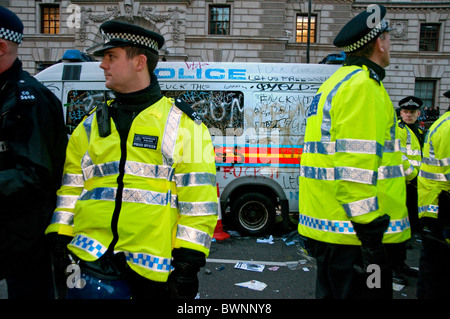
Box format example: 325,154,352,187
66,90,106,134
162,90,244,136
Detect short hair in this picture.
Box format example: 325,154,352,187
346,32,386,59
125,46,159,73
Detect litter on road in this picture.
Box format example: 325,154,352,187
235,280,267,291
234,262,265,272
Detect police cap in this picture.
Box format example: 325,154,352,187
333,5,391,53
444,90,450,99
0,6,24,44
398,96,423,110
93,21,164,56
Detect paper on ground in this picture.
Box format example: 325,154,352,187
235,280,267,291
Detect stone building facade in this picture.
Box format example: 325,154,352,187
3,0,450,113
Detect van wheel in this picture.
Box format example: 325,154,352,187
231,192,275,236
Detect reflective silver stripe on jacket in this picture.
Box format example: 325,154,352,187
81,160,175,181
174,172,216,187
123,251,171,273
178,201,218,216
304,139,399,157
300,165,403,182
419,170,450,182
336,139,383,157
299,214,410,234
162,105,182,167
56,195,79,209
79,187,177,207
422,156,450,167
61,174,84,187
342,196,378,217
50,210,74,227
176,224,212,249
83,113,94,143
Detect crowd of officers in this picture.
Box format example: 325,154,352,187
0,4,449,300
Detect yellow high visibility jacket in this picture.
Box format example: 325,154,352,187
398,121,422,182
418,111,450,219
46,96,218,282
298,64,410,246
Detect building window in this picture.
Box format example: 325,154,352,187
41,4,60,34
209,5,230,35
419,24,439,51
414,79,439,121
296,14,316,43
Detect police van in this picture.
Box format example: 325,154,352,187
35,49,340,236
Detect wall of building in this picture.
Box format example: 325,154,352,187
4,0,450,113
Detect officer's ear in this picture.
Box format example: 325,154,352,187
0,39,8,57
134,54,148,72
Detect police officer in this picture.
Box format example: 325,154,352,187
416,91,450,299
389,96,424,285
298,5,410,299
45,21,218,299
0,6,67,298
398,96,424,234
399,96,425,147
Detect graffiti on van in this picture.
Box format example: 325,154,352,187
65,90,105,134
162,90,244,135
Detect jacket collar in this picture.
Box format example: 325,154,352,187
0,58,22,88
344,56,385,81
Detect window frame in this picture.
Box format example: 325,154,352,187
419,23,440,52
414,79,437,109
40,4,60,35
208,5,231,36
296,13,317,44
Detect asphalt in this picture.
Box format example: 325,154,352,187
0,231,422,301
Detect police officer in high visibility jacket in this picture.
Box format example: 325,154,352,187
298,5,410,299
46,21,218,299
390,96,424,285
398,96,424,231
417,91,450,299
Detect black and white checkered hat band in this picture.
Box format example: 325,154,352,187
0,27,23,44
103,31,159,52
342,19,387,53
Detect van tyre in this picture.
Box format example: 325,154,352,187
231,192,275,236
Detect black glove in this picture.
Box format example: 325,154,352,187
352,214,390,274
168,248,205,299
45,233,73,298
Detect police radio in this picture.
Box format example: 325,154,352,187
97,91,112,137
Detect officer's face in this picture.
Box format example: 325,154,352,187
100,47,138,93
400,109,421,124
378,32,391,67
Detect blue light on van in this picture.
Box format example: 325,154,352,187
62,50,83,61
62,50,96,62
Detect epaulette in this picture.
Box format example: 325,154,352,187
398,120,406,129
17,79,37,103
174,98,202,124
368,68,381,85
